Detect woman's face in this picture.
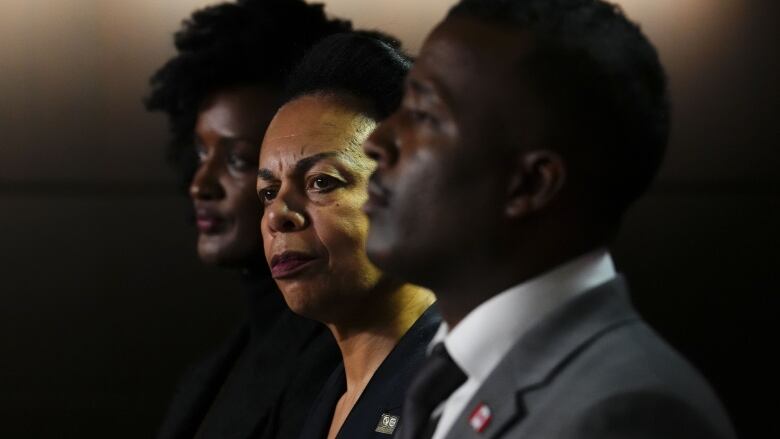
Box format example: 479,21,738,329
190,86,279,267
257,94,382,321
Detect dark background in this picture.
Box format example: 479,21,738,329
1,0,777,437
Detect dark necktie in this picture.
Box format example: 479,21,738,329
399,343,467,439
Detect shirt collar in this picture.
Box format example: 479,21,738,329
437,249,616,382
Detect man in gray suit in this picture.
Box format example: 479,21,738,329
362,0,736,438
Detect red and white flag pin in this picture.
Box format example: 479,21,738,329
468,402,493,433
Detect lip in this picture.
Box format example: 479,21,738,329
269,251,318,279
194,207,227,234
363,177,390,215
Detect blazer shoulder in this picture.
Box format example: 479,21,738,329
541,321,737,437
448,280,735,439
557,389,737,439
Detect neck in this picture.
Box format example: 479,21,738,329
433,269,516,328
327,282,435,397
239,269,286,339
434,240,606,328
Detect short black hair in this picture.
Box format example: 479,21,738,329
450,0,670,218
281,31,413,120
145,0,352,188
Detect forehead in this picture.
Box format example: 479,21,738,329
196,86,278,134
261,94,374,160
412,16,534,109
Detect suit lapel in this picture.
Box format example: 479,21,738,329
338,304,442,438
444,277,640,439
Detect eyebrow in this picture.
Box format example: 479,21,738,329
257,151,342,181
195,133,257,146
257,168,277,181
407,77,434,96
406,75,453,109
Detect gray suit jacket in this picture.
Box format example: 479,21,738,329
440,276,736,439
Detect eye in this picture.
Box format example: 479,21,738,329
258,186,278,204
308,175,343,193
407,109,439,127
195,143,208,162
227,153,254,171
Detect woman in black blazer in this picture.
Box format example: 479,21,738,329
145,1,350,437
256,33,440,439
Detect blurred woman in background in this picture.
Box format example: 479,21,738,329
145,1,350,437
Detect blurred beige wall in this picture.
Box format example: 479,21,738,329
319,0,458,53
0,0,458,183
0,0,770,184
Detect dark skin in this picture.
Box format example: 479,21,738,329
190,85,280,268
258,94,434,439
363,16,608,327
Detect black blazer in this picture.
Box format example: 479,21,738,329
156,274,341,439
298,304,442,439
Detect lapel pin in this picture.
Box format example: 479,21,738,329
468,402,493,433
374,413,399,435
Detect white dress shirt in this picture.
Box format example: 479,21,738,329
429,250,617,439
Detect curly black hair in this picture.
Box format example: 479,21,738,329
450,0,669,218
145,0,352,188
281,31,413,120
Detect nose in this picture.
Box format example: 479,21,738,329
363,117,398,169
189,157,225,200
265,191,307,234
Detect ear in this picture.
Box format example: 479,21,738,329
504,150,566,219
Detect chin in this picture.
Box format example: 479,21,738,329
366,241,401,277
197,237,260,269
366,230,392,267
276,280,341,323
197,242,222,266
277,285,318,319
368,246,425,290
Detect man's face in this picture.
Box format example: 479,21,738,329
363,16,540,286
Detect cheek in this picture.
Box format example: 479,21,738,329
229,177,263,225
315,197,374,268
261,214,274,261
396,151,444,221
